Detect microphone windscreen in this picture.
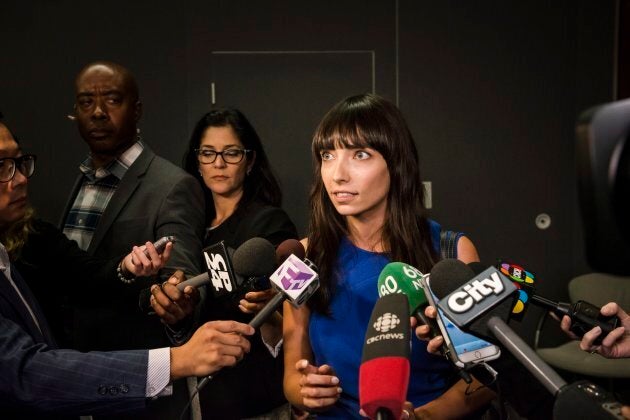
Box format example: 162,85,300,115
377,262,429,314
275,238,306,265
431,260,517,342
467,261,489,275
359,293,410,420
232,237,276,277
429,259,475,300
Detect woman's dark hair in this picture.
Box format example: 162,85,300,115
306,93,439,314
182,108,282,225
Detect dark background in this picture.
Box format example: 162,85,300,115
0,0,625,345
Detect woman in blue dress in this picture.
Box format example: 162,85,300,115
283,93,495,419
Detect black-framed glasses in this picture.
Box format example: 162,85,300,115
195,148,251,164
0,154,36,183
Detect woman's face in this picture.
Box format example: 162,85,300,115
320,145,390,222
197,125,254,200
0,124,29,226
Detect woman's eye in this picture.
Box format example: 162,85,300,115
320,151,333,161
355,150,371,160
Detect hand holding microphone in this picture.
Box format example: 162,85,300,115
561,301,630,358
120,236,175,280
150,269,200,325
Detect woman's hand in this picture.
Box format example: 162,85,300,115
295,359,342,411
239,288,278,314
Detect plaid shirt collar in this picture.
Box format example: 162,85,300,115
79,140,145,181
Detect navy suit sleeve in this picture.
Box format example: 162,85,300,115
0,315,149,416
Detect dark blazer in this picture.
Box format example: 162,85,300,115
59,146,206,351
0,268,148,418
197,200,298,419
58,146,205,420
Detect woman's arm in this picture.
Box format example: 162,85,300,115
456,235,480,264
283,301,341,412
414,377,495,419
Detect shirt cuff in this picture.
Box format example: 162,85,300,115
146,347,173,398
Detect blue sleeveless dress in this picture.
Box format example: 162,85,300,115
308,220,457,419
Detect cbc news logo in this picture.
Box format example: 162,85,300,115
373,312,400,332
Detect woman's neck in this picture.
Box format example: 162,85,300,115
346,215,385,253
211,192,242,227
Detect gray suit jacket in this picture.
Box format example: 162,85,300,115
0,268,148,417
59,145,205,351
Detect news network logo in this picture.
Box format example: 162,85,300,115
270,254,318,304
437,266,518,329
374,312,400,332
378,262,425,298
366,312,405,344
203,241,235,296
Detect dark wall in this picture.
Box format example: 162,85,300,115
0,1,616,344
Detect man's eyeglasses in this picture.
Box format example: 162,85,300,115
195,148,251,164
0,154,37,183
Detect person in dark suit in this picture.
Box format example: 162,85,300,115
151,108,298,419
58,61,205,352
0,117,255,418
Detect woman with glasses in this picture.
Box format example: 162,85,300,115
153,108,298,419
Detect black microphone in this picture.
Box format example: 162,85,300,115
176,240,248,293
430,259,518,343
430,260,625,419
231,237,277,292
496,260,620,343
376,262,473,383
139,238,271,313
359,293,410,420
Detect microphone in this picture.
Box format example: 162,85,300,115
496,260,619,343
359,293,410,420
429,259,625,418
247,247,319,329
176,240,241,293
530,296,619,341
376,262,462,365
377,262,437,332
274,238,306,265
497,260,536,321
231,237,277,291
430,259,519,343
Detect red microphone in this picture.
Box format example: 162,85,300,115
359,293,410,420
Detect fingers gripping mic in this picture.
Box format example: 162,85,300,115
496,260,619,343
248,240,319,329
359,293,410,420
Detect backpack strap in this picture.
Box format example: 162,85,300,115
440,229,459,259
